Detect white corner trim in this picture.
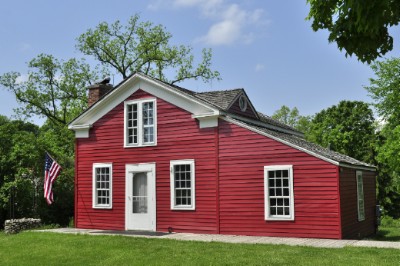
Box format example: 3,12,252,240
223,116,340,166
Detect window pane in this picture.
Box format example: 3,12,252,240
173,163,193,207
267,168,291,218
126,103,138,144
95,166,111,206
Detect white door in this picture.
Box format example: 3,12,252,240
125,163,156,231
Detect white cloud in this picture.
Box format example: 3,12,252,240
199,4,265,45
255,63,265,72
149,0,267,46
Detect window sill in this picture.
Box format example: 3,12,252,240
171,206,195,211
265,216,294,221
124,143,157,148
92,205,113,209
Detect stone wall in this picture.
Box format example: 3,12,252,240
4,218,41,234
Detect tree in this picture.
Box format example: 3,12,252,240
0,119,42,226
307,100,376,163
364,57,400,218
0,54,101,125
375,125,400,218
306,0,400,63
365,57,400,126
76,14,220,83
272,105,312,134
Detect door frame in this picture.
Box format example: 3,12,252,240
125,163,156,231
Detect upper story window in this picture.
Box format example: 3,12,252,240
264,165,294,221
93,163,112,209
170,159,195,210
124,98,157,147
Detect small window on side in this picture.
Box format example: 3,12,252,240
170,159,195,210
264,165,294,221
93,163,113,209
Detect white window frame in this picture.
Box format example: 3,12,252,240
264,165,294,221
170,159,195,210
124,98,157,147
92,163,113,209
356,170,365,221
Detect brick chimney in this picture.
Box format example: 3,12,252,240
88,77,113,107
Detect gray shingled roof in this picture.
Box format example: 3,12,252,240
232,118,374,168
73,73,374,169
194,89,243,110
257,112,302,134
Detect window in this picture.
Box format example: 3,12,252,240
170,160,195,210
264,165,294,220
356,170,365,221
124,98,157,147
93,163,112,209
238,95,247,112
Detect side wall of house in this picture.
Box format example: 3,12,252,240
218,120,342,239
340,167,376,239
75,89,218,233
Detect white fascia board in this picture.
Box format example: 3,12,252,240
69,73,218,132
223,117,340,166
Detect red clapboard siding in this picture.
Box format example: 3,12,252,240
340,167,376,239
75,89,218,233
75,87,374,239
217,120,341,239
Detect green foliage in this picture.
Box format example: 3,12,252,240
0,119,42,225
271,105,312,134
76,14,220,83
306,0,400,63
307,101,376,163
374,126,400,218
365,57,400,126
0,54,101,125
0,118,74,227
363,57,400,218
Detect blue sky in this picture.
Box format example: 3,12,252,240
1,0,399,124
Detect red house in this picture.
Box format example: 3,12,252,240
68,72,376,239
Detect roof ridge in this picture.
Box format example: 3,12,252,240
195,88,243,94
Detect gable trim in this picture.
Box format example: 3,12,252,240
68,73,219,135
226,91,259,120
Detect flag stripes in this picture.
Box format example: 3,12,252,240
44,152,61,205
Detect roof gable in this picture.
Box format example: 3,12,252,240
226,91,259,119
68,73,219,136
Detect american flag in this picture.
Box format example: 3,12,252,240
44,152,62,205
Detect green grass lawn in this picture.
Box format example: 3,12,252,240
373,217,400,241
0,232,399,266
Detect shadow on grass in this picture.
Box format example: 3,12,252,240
372,228,400,241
